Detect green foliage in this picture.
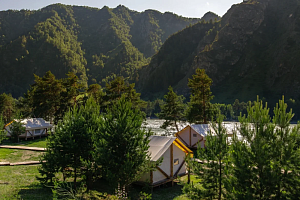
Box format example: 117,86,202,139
0,4,203,97
10,117,26,143
94,97,155,191
0,116,6,144
25,71,84,124
38,98,101,189
186,114,230,200
141,22,214,95
230,96,300,199
186,69,214,124
104,76,145,110
0,93,16,123
157,86,185,132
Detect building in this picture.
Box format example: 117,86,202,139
138,135,193,187
4,118,52,140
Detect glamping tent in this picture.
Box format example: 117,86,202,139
175,124,210,149
139,135,193,187
5,118,52,140
175,123,239,149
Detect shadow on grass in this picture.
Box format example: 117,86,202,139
18,183,53,200
2,137,48,146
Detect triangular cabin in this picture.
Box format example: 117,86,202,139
138,135,193,187
4,118,52,140
175,124,212,149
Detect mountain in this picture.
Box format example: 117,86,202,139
0,4,219,97
138,0,300,105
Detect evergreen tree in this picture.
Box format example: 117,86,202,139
0,93,16,123
184,114,230,199
157,86,185,132
87,84,105,106
104,76,144,110
39,98,101,189
25,71,63,122
94,97,154,193
186,68,213,124
230,97,300,199
0,116,6,144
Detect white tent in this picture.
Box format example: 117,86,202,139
175,124,210,149
139,135,193,187
5,118,52,140
175,123,240,149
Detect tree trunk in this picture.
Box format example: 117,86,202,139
219,157,222,200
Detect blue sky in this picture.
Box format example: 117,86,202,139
0,0,242,18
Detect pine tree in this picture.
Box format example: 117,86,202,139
39,98,101,189
0,93,15,123
94,97,155,193
185,114,230,200
157,86,185,132
104,76,144,110
186,68,213,124
0,116,6,144
230,97,300,199
25,71,63,122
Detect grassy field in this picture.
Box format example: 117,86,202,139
2,137,48,148
0,137,196,199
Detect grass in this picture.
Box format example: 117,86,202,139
0,165,52,200
0,137,196,199
2,137,48,148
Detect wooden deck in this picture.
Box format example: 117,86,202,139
0,145,46,152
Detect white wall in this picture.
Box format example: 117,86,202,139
191,129,204,148
172,144,187,176
178,127,191,146
153,147,171,183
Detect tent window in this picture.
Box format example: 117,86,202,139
193,134,197,137
174,159,179,165
35,129,41,134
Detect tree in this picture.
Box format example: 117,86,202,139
186,68,213,124
0,116,6,144
25,71,84,124
55,72,85,123
10,116,26,143
230,97,300,199
157,86,185,132
0,93,15,123
104,76,145,110
39,98,101,190
25,71,63,122
184,114,230,199
94,97,155,194
87,84,105,106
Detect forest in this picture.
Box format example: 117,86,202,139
2,0,300,199
1,68,300,199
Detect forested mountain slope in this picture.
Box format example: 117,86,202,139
138,0,300,105
0,4,219,97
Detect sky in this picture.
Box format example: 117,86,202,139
0,0,242,18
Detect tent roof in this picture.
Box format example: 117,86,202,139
5,118,52,130
148,135,193,161
148,136,176,161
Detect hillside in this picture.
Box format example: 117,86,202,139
138,0,300,105
0,4,220,97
